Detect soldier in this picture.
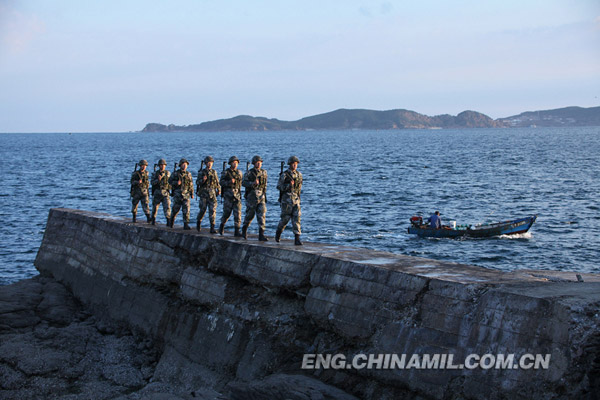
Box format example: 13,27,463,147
168,158,194,229
150,159,171,225
276,156,303,245
219,156,243,237
196,156,221,233
130,159,151,223
242,155,268,241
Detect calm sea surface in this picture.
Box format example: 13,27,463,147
1,127,599,285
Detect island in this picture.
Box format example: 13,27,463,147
141,106,600,132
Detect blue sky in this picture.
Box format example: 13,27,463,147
1,0,599,132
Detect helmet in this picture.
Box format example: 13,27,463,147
158,159,167,166
203,156,214,163
251,155,263,164
139,159,148,166
228,156,240,164
287,156,300,165
179,158,189,166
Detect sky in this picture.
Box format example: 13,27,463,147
0,0,599,132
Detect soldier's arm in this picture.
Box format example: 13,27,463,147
131,172,140,186
214,171,221,193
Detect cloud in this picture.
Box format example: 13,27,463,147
0,4,45,54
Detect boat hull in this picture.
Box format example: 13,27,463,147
408,215,537,238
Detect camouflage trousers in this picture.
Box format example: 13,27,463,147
131,193,150,216
221,196,242,228
277,202,301,235
171,192,191,223
243,200,266,231
197,195,217,226
151,192,171,221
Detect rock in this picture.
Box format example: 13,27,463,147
227,373,359,400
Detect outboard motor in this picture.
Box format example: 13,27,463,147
410,216,423,227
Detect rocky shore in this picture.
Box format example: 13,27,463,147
0,276,358,400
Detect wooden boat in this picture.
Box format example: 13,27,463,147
408,215,537,238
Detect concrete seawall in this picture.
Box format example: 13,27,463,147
34,208,600,399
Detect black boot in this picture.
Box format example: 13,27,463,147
242,225,248,239
168,216,174,228
196,219,201,232
146,214,151,223
234,227,242,237
132,213,137,223
275,228,282,243
210,224,217,234
259,228,269,242
151,217,156,225
184,221,191,230
295,234,303,246
218,222,225,235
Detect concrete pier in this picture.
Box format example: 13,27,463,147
32,208,600,399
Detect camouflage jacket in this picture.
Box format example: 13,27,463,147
277,169,302,205
151,170,171,197
168,169,194,198
242,167,268,204
220,167,243,201
130,170,149,197
196,168,221,199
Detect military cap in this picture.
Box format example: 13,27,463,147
251,155,263,164
203,156,214,163
158,159,167,166
228,156,240,164
139,159,148,166
179,158,189,166
287,156,300,165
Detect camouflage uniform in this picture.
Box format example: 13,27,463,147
196,156,221,232
277,164,303,235
169,159,194,228
220,156,243,234
242,156,268,239
131,159,150,222
150,159,171,224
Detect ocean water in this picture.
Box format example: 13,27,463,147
1,127,599,285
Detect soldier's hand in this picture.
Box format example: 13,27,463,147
139,180,142,184
191,194,194,199
178,180,181,186
203,175,207,182
255,179,259,185
231,179,235,184
291,180,294,186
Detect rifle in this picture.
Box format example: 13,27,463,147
197,161,205,201
153,163,157,172
130,163,139,198
221,161,227,202
170,162,177,196
278,161,285,203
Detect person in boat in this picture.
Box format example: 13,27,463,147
427,211,442,229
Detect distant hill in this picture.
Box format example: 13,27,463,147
498,106,600,127
141,106,600,132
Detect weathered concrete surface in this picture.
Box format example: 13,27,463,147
32,208,600,399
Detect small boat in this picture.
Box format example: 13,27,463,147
408,215,537,238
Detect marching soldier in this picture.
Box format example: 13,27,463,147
219,156,243,237
196,156,221,233
150,159,171,225
242,155,268,241
276,156,303,245
168,158,194,229
130,159,151,223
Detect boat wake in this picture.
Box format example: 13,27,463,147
499,232,532,240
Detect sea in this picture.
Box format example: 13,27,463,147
1,127,599,285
